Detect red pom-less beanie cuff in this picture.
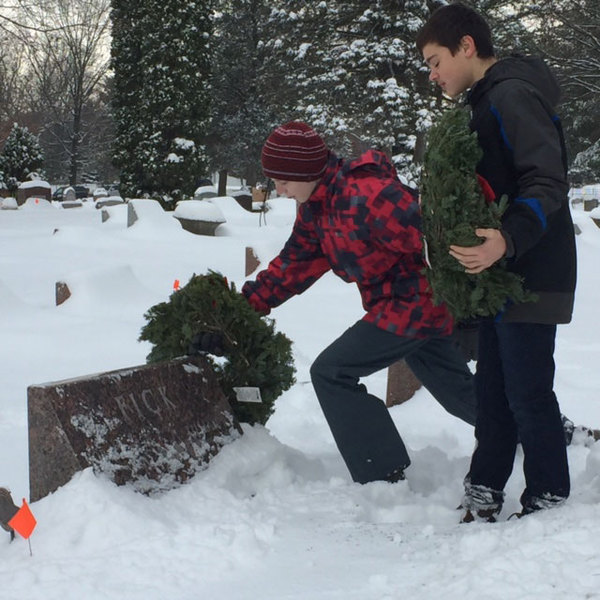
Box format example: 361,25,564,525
261,121,328,182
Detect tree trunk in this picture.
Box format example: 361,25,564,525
218,169,228,196
413,131,427,165
69,105,82,186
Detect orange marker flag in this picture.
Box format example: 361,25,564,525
8,499,37,539
173,279,180,291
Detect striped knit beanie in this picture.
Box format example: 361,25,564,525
261,122,328,182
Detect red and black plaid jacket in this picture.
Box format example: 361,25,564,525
242,151,452,338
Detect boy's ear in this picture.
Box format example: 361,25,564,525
460,35,478,58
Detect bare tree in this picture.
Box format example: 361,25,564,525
0,33,30,128
11,0,111,184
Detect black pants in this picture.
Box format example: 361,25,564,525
467,320,569,510
310,320,476,483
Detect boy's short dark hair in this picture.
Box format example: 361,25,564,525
416,2,495,59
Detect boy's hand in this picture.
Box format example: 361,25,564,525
449,228,507,274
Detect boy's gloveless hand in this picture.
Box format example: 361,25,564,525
449,228,507,274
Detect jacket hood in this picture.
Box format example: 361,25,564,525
343,149,399,180
309,149,399,203
468,55,561,109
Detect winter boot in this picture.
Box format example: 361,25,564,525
384,466,407,483
460,507,500,523
460,478,504,523
507,508,535,520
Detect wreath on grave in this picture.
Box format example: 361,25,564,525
420,106,535,321
139,271,296,425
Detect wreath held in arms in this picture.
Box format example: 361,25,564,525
139,271,296,426
420,106,535,322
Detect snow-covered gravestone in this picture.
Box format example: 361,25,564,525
0,197,18,210
16,179,51,206
93,187,108,200
63,186,76,203
193,184,218,199
27,356,242,501
97,196,124,211
127,198,182,230
173,199,226,236
589,206,600,229
128,198,161,227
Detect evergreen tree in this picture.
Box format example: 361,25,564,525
204,0,545,192
111,0,213,206
208,0,277,187
571,138,600,185
0,123,44,191
262,1,505,181
457,1,600,184
262,1,438,181
521,0,600,184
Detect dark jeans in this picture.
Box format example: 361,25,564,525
310,320,476,483
467,319,569,510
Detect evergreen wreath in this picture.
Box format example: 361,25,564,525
139,271,296,425
420,106,535,321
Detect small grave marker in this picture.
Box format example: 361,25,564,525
245,247,261,276
55,281,71,306
385,359,422,408
96,198,124,209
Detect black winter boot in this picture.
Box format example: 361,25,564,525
460,507,500,523
384,466,407,483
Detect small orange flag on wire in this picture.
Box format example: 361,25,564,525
8,499,37,539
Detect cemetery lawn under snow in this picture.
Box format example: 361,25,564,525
0,195,599,600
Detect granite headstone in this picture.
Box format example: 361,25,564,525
28,356,242,501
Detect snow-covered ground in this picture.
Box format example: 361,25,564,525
0,195,599,600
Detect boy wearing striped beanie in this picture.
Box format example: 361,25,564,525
260,121,329,204
242,121,588,485
240,120,480,485
188,121,584,486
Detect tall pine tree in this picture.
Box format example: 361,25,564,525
522,0,600,184
205,0,534,186
111,0,212,206
259,1,448,182
0,123,44,191
207,0,276,187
